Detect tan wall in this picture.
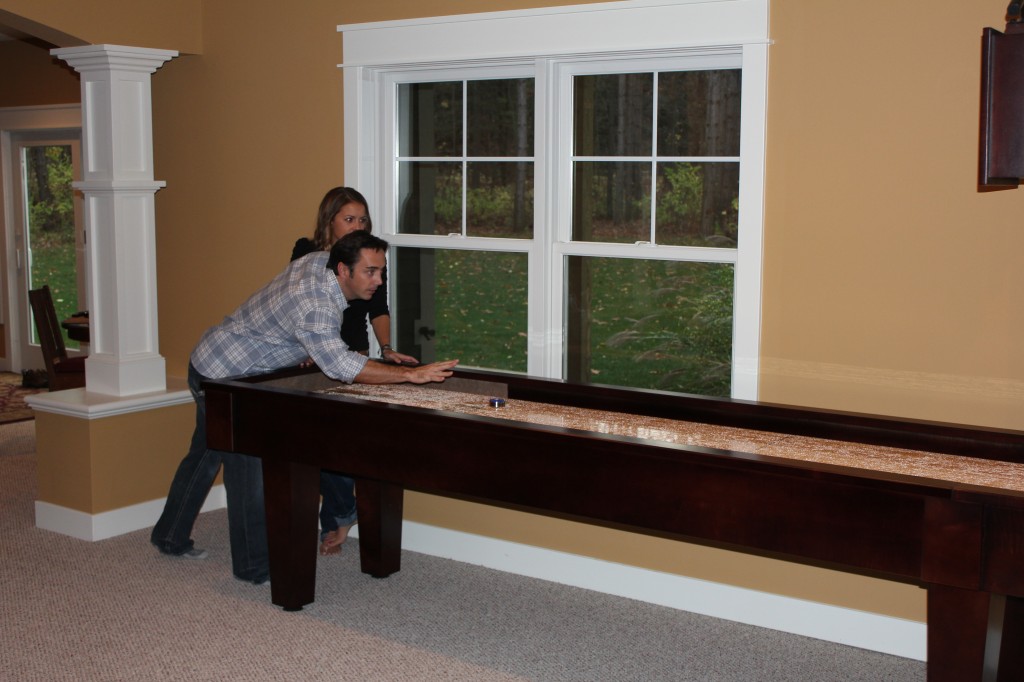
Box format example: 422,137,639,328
0,39,79,107
149,0,592,378
0,1,201,53
5,0,1024,625
761,3,1024,429
35,404,195,513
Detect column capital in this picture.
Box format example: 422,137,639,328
51,44,178,74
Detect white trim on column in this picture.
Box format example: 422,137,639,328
50,44,177,397
35,485,225,541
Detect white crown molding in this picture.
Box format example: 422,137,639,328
338,0,768,68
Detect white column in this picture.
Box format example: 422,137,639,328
51,45,178,396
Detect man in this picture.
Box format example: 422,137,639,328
151,230,457,583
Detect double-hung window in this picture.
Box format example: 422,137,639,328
341,0,768,399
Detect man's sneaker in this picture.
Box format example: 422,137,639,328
181,547,208,560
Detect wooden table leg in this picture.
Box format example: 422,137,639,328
355,478,403,578
996,595,1024,682
262,457,320,611
927,584,992,682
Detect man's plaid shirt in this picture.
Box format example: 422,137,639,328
191,251,368,382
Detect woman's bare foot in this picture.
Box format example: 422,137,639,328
319,523,354,556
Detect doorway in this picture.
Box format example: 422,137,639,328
3,128,85,372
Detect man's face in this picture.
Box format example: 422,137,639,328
337,248,385,301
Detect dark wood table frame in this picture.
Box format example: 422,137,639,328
204,367,1024,682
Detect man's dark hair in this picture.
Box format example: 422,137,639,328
327,229,389,274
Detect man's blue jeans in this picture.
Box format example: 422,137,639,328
150,363,220,556
222,451,269,584
150,363,268,583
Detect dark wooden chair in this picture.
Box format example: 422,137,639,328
28,285,86,391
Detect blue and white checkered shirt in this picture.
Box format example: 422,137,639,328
191,251,368,382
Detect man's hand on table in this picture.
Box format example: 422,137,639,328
353,358,458,385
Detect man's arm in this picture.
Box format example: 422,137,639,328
297,303,451,383
354,358,458,384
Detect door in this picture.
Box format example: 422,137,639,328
9,130,85,371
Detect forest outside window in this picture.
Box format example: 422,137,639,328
397,78,534,239
572,70,740,247
566,66,741,397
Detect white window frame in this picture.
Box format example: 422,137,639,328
340,0,768,399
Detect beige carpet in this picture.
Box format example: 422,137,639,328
1,420,925,681
0,420,526,681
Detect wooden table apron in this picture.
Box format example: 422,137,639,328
60,316,89,344
204,369,1024,682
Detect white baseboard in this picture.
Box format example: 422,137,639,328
34,485,226,541
34,493,925,660
365,520,927,661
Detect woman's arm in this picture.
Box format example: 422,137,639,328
371,315,418,365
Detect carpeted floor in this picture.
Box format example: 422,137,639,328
1,420,926,681
0,371,44,425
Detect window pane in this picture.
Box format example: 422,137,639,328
657,70,742,157
467,79,534,157
397,161,461,235
25,144,81,349
572,161,651,243
565,256,733,397
574,73,653,156
398,81,462,157
393,247,528,371
655,162,739,247
467,162,533,238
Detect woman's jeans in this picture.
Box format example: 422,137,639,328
319,471,357,538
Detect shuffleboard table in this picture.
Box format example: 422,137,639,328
204,367,1024,682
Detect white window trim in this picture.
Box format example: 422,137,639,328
340,0,768,399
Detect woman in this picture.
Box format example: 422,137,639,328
292,187,417,364
294,187,417,555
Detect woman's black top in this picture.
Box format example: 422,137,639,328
291,237,389,352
